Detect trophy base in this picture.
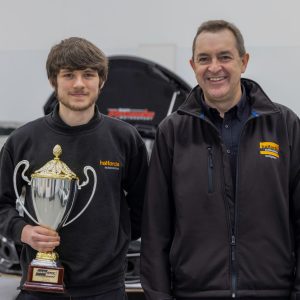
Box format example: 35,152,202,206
23,264,65,294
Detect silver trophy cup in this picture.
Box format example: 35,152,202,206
13,144,97,293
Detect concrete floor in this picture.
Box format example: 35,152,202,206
0,273,20,300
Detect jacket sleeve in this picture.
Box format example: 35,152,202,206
0,145,27,244
141,126,174,300
287,110,300,299
123,136,149,241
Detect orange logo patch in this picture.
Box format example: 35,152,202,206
259,142,279,159
99,160,120,170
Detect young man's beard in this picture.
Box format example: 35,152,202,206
57,94,98,112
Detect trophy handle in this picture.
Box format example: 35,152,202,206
62,166,97,227
13,160,40,225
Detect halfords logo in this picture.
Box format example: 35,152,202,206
100,160,120,170
259,142,279,159
108,108,155,121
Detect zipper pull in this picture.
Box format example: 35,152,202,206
231,235,236,261
231,235,237,298
208,147,213,168
231,235,236,246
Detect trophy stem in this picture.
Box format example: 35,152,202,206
35,251,59,263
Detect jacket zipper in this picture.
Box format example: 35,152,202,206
178,108,265,298
207,146,214,193
230,113,258,298
197,113,237,296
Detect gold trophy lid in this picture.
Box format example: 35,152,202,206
32,145,78,180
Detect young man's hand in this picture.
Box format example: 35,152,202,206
21,224,60,252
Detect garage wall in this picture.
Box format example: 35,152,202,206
0,0,299,122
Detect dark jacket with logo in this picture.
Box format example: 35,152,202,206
0,106,148,297
141,78,300,300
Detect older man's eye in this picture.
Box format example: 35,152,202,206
219,55,232,62
197,57,210,64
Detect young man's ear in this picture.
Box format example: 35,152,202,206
100,81,105,89
49,79,56,89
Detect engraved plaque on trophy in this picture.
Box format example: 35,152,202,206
13,145,97,293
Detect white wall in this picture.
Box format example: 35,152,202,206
0,0,299,122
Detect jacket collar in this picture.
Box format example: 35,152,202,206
178,78,279,117
200,85,248,121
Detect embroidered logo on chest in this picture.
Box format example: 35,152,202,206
99,160,121,170
259,142,279,159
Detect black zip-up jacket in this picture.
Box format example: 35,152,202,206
0,107,148,297
141,78,300,299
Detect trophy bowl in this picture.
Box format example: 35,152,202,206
31,177,77,231
13,144,97,293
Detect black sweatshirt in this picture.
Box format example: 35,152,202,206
0,106,148,297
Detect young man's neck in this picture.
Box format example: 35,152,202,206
58,104,95,126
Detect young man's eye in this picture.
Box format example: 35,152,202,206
84,73,96,78
63,73,73,78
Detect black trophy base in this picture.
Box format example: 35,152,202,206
23,264,65,294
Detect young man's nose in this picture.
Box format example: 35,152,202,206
73,75,85,87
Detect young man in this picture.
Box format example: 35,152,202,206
0,37,148,299
141,20,300,299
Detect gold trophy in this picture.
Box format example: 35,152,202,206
13,145,97,293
